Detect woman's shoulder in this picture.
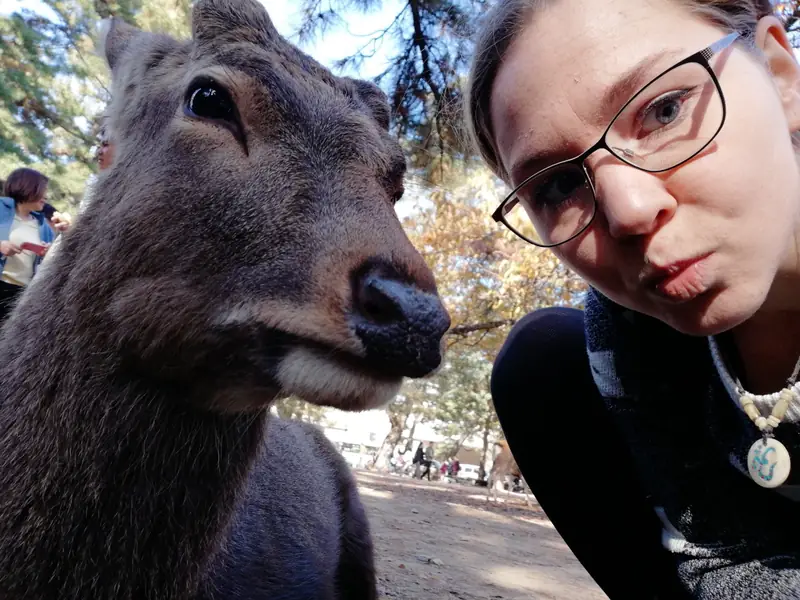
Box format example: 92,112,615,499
584,286,702,347
0,197,13,219
584,287,665,355
584,287,709,399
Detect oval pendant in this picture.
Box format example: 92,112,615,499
747,437,791,488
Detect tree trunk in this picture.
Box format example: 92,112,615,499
404,414,418,453
442,432,471,461
372,406,410,469
451,432,470,458
478,414,492,482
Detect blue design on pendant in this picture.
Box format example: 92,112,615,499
751,445,777,482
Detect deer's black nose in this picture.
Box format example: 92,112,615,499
352,267,450,378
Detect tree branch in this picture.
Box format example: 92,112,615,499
408,0,445,173
408,0,441,107
20,98,95,146
448,319,515,336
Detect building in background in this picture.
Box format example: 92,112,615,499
312,406,494,476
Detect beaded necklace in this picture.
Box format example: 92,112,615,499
709,338,799,488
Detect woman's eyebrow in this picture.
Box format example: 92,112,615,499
509,154,548,184
599,49,685,118
508,149,573,185
507,49,687,183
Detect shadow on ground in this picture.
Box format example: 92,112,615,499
355,470,608,600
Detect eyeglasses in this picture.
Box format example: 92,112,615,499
492,32,739,248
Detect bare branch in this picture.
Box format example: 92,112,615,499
408,0,446,173
20,98,94,146
448,319,515,336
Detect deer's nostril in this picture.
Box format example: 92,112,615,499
351,267,450,378
356,277,404,325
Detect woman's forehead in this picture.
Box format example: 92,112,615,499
490,0,724,181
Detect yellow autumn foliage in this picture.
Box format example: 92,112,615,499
402,163,586,359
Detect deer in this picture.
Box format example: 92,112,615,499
0,0,450,598
486,440,533,508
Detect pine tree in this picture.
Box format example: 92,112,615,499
296,0,487,180
0,0,190,208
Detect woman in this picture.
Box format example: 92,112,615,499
42,120,113,268
80,118,114,213
467,1,800,598
0,168,55,321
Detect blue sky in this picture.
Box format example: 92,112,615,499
0,0,404,80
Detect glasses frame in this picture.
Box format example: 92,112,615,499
492,32,740,248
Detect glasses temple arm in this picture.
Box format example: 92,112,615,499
702,31,740,61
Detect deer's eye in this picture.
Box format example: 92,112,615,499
185,80,236,122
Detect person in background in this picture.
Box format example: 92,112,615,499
80,119,114,214
97,123,114,170
449,458,460,479
419,442,435,481
42,119,114,268
0,168,55,321
412,443,425,479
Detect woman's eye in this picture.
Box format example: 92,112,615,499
535,171,584,208
639,90,690,134
186,82,236,121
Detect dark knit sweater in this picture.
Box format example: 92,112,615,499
585,287,800,599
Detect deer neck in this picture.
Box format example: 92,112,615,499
0,336,268,600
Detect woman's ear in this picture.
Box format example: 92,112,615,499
755,16,800,132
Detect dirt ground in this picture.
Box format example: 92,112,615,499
355,470,608,600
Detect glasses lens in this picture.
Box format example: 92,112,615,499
607,61,723,170
502,162,595,246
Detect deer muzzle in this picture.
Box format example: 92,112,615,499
351,268,450,378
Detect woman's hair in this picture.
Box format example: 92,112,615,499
41,203,56,220
465,0,779,181
98,112,113,146
3,168,49,205
94,112,113,163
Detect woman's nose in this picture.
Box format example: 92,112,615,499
591,162,676,240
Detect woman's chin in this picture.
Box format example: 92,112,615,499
654,287,764,338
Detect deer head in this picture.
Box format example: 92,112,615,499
62,0,449,412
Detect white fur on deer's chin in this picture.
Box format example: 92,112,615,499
277,346,402,411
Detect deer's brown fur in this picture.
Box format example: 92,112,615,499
0,0,448,597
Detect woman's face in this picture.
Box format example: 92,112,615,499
31,189,46,212
98,142,114,171
490,0,800,336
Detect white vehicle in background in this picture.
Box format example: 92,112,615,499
455,463,481,484
336,442,371,469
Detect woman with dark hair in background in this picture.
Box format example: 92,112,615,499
0,168,55,321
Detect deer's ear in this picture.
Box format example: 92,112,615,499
349,79,391,131
98,17,141,72
192,0,278,46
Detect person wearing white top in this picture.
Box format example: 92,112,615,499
0,168,55,322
